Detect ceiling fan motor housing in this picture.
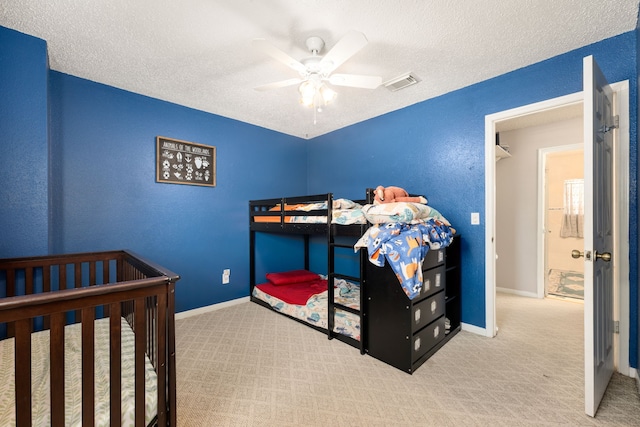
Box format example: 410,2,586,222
253,30,382,94
305,36,325,54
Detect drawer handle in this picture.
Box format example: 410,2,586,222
424,279,430,293
414,308,421,323
435,273,441,287
434,326,440,338
431,300,437,314
414,337,421,351
438,251,444,262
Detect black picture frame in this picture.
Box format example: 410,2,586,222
156,136,216,187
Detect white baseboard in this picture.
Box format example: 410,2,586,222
461,322,489,337
497,287,539,298
175,296,249,320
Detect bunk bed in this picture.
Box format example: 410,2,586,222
250,193,368,351
0,250,179,426
249,190,461,373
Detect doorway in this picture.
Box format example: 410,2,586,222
541,146,585,301
484,81,631,375
494,115,584,299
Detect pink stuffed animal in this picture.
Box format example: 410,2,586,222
373,185,427,204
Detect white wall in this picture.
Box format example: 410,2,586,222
496,116,583,295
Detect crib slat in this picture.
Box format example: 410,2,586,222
43,265,51,292
89,261,96,285
59,263,67,290
89,262,98,317
6,268,15,297
103,259,110,283
109,303,122,425
74,263,82,323
43,267,52,330
25,266,34,295
82,307,95,427
117,258,124,282
147,299,155,366
168,283,177,426
157,291,167,426
50,312,66,425
6,269,16,337
15,318,32,426
102,261,111,317
134,297,145,426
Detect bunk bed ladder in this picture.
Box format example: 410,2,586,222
327,226,367,355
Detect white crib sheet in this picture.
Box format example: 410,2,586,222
0,317,158,426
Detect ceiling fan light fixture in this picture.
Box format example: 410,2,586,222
298,80,316,98
319,85,337,103
299,94,315,108
298,80,336,109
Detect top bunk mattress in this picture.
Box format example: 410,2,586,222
250,194,367,230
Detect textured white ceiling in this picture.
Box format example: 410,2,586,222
1,0,638,139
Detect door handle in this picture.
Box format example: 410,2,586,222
572,249,592,260
572,249,610,262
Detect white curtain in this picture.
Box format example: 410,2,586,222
560,179,584,238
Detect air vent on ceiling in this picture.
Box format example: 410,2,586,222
384,73,421,92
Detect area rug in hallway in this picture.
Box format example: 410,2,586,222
547,268,584,299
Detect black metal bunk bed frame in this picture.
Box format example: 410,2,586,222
249,190,462,373
249,192,370,353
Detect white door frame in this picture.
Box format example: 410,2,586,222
537,143,584,299
484,81,630,375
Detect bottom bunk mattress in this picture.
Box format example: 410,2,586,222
252,276,360,341
0,317,158,427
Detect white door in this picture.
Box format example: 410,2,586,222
581,55,615,417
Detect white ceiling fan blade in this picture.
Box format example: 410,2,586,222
252,38,307,74
319,30,369,74
254,78,302,92
329,73,382,89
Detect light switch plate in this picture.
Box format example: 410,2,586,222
471,212,480,225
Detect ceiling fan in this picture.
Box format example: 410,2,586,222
253,30,382,113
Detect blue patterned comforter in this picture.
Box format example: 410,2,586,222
358,218,454,299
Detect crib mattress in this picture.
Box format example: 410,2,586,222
0,317,158,427
253,278,361,340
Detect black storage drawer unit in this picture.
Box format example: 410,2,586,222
412,315,446,363
364,237,461,374
423,247,445,269
418,264,445,300
413,290,445,329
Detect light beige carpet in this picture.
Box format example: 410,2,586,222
175,293,640,426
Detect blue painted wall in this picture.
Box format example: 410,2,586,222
308,31,638,367
0,27,49,256
47,72,307,312
0,25,638,368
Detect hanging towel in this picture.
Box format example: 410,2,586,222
560,179,584,238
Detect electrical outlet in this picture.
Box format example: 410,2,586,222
222,268,230,284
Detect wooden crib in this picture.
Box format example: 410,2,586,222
0,250,179,426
